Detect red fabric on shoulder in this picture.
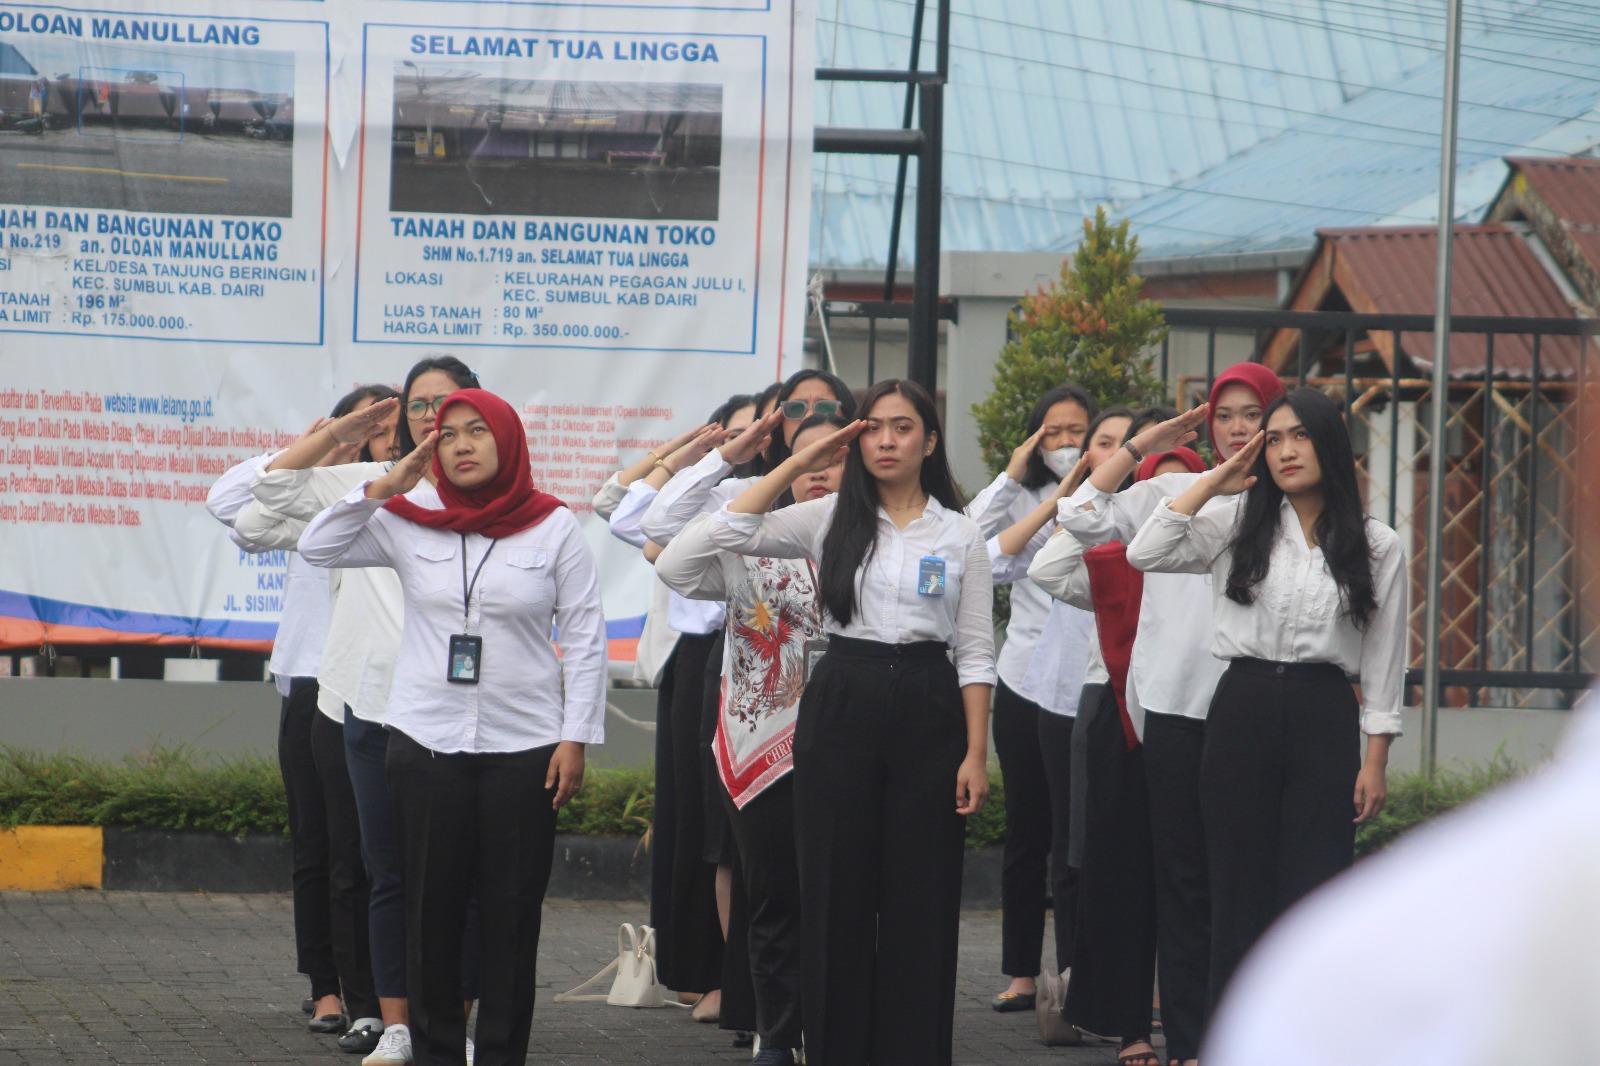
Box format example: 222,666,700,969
1208,363,1286,465
1136,446,1207,482
1085,543,1143,752
383,388,564,538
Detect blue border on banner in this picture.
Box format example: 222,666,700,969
0,589,278,641
0,2,331,348
354,22,768,356
390,1,770,9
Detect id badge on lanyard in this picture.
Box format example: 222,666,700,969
447,535,496,684
917,555,946,597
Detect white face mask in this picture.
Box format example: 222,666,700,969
1041,445,1081,479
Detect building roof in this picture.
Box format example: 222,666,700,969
1487,155,1600,306
812,0,1436,271
1264,224,1585,380
1093,3,1600,262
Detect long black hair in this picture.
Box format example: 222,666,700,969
395,356,480,457
818,379,962,626
1225,387,1378,629
765,368,857,471
1019,383,1098,490
330,384,401,463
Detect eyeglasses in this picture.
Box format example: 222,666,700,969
406,396,450,419
782,399,842,420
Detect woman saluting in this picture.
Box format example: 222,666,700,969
706,379,994,1066
1126,387,1405,1013
299,389,607,1066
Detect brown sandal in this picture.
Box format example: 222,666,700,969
1116,1037,1161,1066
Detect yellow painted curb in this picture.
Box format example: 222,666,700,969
0,827,104,890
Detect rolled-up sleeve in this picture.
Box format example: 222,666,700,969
207,453,274,528
1358,528,1409,736
608,482,657,549
1126,501,1229,575
1026,530,1094,611
591,473,628,522
252,462,387,519
641,451,734,544
965,472,1023,538
954,529,997,688
551,518,608,745
705,498,830,559
655,514,732,602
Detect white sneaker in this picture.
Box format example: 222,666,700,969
362,1023,413,1066
465,1036,474,1065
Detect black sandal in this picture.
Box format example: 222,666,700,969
1116,1037,1161,1066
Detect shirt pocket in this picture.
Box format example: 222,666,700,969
502,547,550,605
409,536,457,596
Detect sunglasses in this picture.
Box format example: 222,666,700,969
782,399,842,420
406,396,450,419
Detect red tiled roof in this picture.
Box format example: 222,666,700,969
1312,224,1584,379
1506,156,1600,287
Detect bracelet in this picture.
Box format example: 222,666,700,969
653,456,677,475
1123,440,1145,463
646,450,659,463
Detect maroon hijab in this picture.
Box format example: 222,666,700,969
1207,362,1285,465
383,388,564,538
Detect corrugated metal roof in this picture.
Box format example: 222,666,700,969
1113,3,1600,262
1291,225,1584,379
812,0,1437,269
1506,155,1600,278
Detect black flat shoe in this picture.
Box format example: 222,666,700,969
308,1013,348,1034
991,990,1037,1012
338,1020,383,1054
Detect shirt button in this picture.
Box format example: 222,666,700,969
1275,665,1285,675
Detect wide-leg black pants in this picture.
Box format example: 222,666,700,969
793,637,968,1066
1143,710,1209,1062
723,773,803,1050
655,632,725,994
277,677,339,1001
1035,704,1077,974
386,730,559,1066
991,681,1054,979
309,710,377,1022
1200,658,1358,1013
1063,684,1156,1042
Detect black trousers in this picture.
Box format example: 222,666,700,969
1201,658,1358,1013
277,677,339,1000
723,773,803,1049
1035,705,1077,974
386,730,559,1066
1064,685,1156,1042
656,632,725,993
991,681,1054,979
309,710,378,1022
1143,711,1209,1061
793,637,968,1066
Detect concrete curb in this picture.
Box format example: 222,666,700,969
3,827,1007,907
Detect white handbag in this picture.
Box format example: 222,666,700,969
554,923,682,1008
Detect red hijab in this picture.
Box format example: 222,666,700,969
1207,363,1285,466
1136,446,1207,482
383,388,564,538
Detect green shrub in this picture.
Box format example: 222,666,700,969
1354,757,1522,858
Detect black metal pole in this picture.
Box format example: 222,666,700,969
908,77,942,393
881,0,927,305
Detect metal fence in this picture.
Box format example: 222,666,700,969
1162,308,1599,710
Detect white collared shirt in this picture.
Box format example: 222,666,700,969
610,479,725,635
244,460,403,724
969,472,1092,713
707,495,996,688
642,451,752,545
1057,472,1229,722
1126,495,1408,735
297,486,607,754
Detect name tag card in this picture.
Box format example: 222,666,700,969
448,634,483,684
917,555,946,597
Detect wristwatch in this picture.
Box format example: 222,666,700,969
1123,440,1145,463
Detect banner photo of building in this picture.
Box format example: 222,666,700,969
0,0,814,660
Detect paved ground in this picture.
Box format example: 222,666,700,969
0,892,1124,1065
0,131,293,217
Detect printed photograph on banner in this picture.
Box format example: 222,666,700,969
390,63,721,222
0,37,295,216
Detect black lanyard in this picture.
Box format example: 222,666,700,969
460,535,496,630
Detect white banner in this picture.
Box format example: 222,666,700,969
0,0,812,656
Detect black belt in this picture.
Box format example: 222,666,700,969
826,635,949,662
1228,657,1347,680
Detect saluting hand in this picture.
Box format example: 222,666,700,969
656,421,717,460
329,396,399,447
365,431,436,499
663,423,727,474
1204,430,1263,497
787,420,864,474
1004,424,1048,483
720,408,785,467
547,741,586,811
1133,403,1209,457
